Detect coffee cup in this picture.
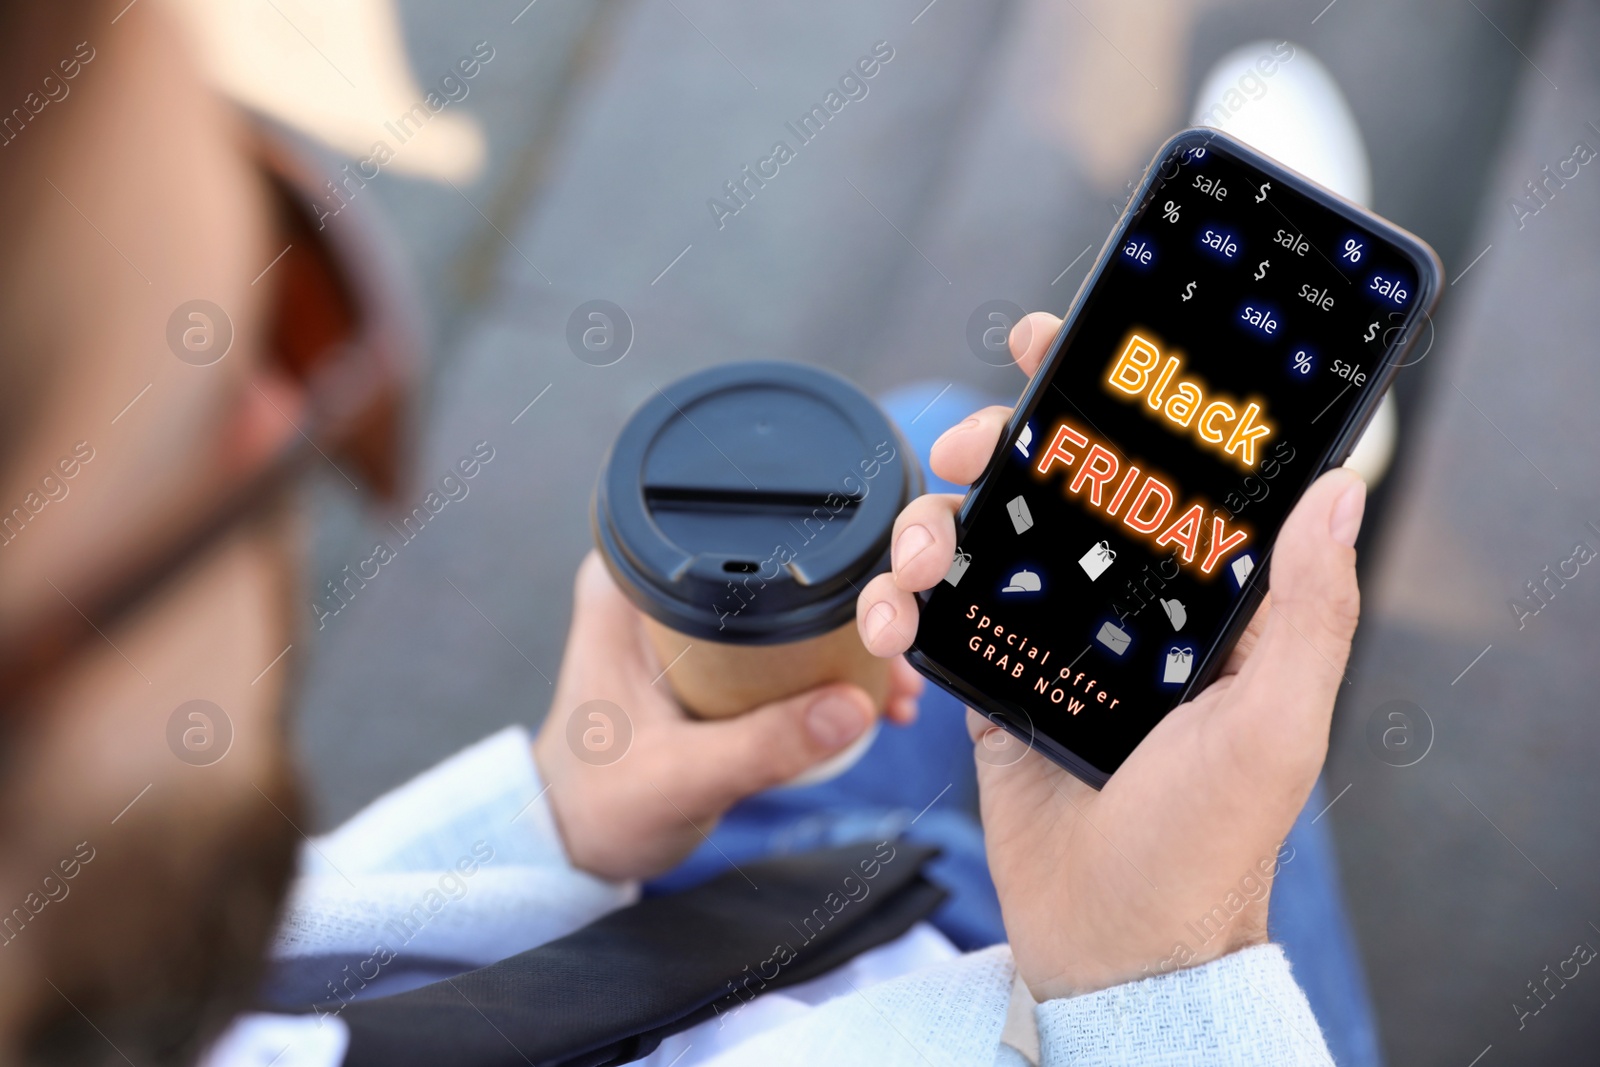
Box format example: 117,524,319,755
593,361,921,722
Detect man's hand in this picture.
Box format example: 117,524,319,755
855,312,1367,1001
534,552,923,882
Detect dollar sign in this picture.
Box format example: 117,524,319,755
1255,181,1271,203
1363,321,1379,342
1181,281,1196,302
1253,260,1269,281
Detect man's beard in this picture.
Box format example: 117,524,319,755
19,759,301,1067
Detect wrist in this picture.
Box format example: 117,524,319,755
528,733,583,868
1026,905,1270,1002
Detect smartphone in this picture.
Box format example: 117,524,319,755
908,126,1442,788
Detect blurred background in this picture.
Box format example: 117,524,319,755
187,0,1597,1062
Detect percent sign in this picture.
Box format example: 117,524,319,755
1341,238,1364,263
1292,350,1313,375
1161,200,1181,223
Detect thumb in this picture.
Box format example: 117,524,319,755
1225,467,1365,776
690,684,876,805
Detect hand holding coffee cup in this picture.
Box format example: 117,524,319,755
531,552,922,881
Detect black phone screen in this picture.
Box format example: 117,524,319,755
910,129,1439,785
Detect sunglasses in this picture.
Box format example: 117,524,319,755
0,115,420,714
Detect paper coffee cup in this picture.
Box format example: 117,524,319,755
593,361,921,721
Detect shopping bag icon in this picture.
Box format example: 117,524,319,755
1006,495,1034,534
1230,553,1254,588
1096,622,1131,656
944,549,972,587
1163,646,1194,685
1079,540,1116,581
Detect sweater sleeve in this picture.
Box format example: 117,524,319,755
271,726,635,967
1035,944,1332,1067
691,945,1017,1067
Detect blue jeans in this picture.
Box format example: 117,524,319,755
647,383,1381,1067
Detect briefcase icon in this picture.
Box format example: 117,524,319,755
1006,495,1034,534
944,548,972,587
1096,622,1131,656
1163,646,1194,684
1079,540,1116,581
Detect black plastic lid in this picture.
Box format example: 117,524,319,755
593,362,921,644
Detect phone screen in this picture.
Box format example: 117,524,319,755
911,129,1439,784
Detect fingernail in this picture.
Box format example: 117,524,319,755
894,524,933,571
864,601,896,647
807,695,868,749
1329,479,1367,547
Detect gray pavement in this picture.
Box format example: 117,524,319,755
289,0,1588,1061
1327,2,1600,1063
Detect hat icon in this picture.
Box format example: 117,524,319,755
1002,568,1041,593
1015,422,1034,459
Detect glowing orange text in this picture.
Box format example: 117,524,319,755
1106,332,1274,469
1034,421,1249,575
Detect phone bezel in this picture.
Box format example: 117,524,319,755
906,126,1445,789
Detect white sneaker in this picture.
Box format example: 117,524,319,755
1191,41,1371,206
1191,41,1395,487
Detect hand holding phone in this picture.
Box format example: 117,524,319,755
902,129,1438,786
856,314,1368,998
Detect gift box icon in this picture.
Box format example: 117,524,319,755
944,548,972,587
1163,646,1194,685
1079,540,1116,581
